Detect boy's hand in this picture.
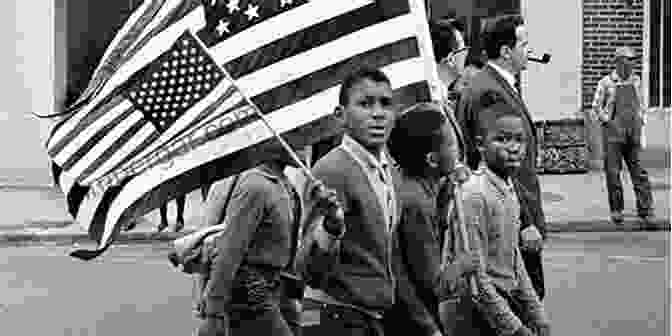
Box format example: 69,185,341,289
455,251,481,276
521,226,543,252
197,316,228,336
533,325,551,336
308,180,345,237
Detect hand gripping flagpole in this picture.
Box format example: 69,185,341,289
192,31,317,184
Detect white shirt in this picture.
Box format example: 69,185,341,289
488,61,517,92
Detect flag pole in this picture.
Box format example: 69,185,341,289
191,31,317,183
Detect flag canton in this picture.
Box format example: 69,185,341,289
127,31,224,132
201,0,309,46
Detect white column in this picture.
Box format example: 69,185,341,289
0,0,62,185
520,0,583,121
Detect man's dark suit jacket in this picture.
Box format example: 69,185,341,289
454,64,546,238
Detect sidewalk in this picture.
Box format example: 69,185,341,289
0,165,668,246
0,110,669,246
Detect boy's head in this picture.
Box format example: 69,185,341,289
475,91,527,178
336,66,395,155
388,102,461,178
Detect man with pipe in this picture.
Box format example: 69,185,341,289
455,14,547,301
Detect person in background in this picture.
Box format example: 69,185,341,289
385,102,481,336
296,66,400,336
455,14,547,301
590,45,655,229
158,195,186,233
430,15,471,109
461,90,550,336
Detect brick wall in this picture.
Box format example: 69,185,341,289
582,0,645,107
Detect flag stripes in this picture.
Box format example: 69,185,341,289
47,0,439,260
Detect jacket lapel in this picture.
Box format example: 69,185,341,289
484,65,536,141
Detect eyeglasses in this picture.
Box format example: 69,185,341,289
440,47,470,66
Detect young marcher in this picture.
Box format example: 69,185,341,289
460,91,550,336
196,143,338,336
591,46,655,229
455,14,546,300
385,102,481,336
296,66,400,336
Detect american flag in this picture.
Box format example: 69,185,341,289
46,0,441,260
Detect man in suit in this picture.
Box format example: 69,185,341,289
296,66,400,336
455,14,546,300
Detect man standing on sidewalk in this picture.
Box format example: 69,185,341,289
591,46,655,229
455,14,546,300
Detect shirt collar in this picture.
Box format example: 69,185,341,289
255,163,285,182
488,61,517,90
341,134,390,172
610,70,636,83
478,162,515,195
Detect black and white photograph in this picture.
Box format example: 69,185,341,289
0,0,670,335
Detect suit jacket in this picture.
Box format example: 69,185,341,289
296,145,402,313
455,64,546,237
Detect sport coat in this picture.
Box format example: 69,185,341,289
455,64,545,236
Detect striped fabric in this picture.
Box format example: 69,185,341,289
48,0,440,260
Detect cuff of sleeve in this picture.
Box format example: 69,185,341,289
203,296,229,318
315,223,342,252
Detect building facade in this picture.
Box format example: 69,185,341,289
0,0,668,185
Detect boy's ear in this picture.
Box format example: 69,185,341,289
475,135,485,152
425,152,440,169
334,105,346,121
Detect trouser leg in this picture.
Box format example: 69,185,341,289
622,140,654,216
603,140,625,213
229,307,294,336
520,250,545,301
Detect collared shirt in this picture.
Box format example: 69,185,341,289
488,61,518,93
340,134,398,231
461,163,548,335
591,70,645,121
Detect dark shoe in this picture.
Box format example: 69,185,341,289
610,211,624,225
156,221,169,233
638,213,657,231
123,220,137,232
174,219,185,233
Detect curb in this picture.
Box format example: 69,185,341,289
0,218,668,247
546,217,670,233
0,229,197,247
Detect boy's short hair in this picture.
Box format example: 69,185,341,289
388,102,448,177
338,66,391,106
480,14,525,60
476,90,522,137
430,17,463,62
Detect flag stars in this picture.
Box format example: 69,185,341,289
245,3,260,21
280,0,294,7
216,20,230,36
226,0,240,13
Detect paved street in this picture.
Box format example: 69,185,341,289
0,232,668,336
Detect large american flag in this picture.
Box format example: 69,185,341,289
46,0,441,260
